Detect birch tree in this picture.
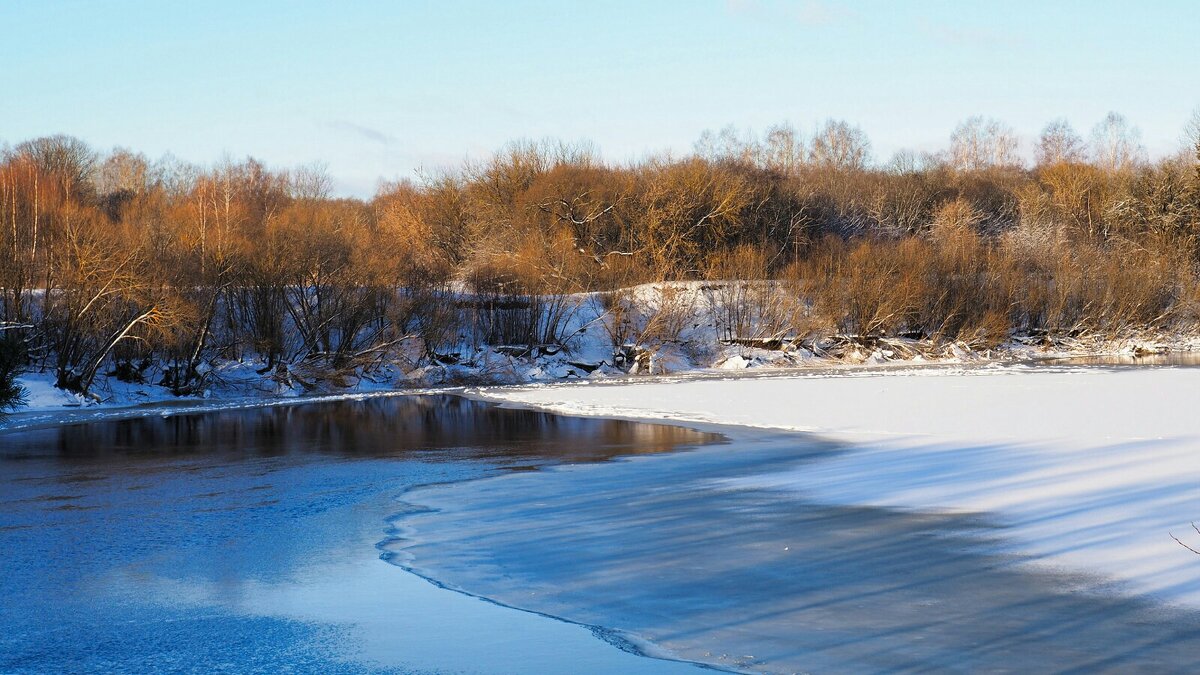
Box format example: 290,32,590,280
1090,112,1146,173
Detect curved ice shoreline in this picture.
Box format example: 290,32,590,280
376,495,730,673
0,358,1141,434
390,415,1200,674
0,358,1077,434
470,366,1200,610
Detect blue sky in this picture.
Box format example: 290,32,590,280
2,0,1197,196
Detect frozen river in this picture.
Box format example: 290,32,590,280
6,369,1200,673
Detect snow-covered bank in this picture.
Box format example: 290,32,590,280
10,280,1200,424
475,365,1200,608
1,365,461,434
11,358,412,412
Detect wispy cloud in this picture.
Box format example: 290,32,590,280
918,20,1027,49
794,0,856,25
328,120,397,146
726,0,859,27
725,0,763,14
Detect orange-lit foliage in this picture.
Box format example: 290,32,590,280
0,122,1197,396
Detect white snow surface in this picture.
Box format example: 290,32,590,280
18,374,90,409
476,366,1200,608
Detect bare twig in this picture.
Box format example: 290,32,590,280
1170,523,1200,555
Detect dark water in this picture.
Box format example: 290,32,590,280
0,396,718,674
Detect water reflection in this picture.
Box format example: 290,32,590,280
1037,352,1200,367
0,395,718,463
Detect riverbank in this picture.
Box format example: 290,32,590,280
9,279,1200,425
8,328,1200,431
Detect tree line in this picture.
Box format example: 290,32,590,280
1,112,1199,404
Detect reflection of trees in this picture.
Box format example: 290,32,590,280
34,396,716,463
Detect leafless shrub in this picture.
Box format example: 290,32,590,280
702,245,790,343
4,113,1200,396
598,283,698,367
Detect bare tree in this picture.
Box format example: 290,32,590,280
636,158,758,277
949,116,1021,171
95,148,150,196
694,125,760,165
14,135,98,203
291,162,333,202
762,123,805,176
43,218,165,395
886,149,936,174
809,119,871,171
1036,119,1087,167
1090,112,1145,173
1185,107,1200,159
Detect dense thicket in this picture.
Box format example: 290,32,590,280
2,113,1199,397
